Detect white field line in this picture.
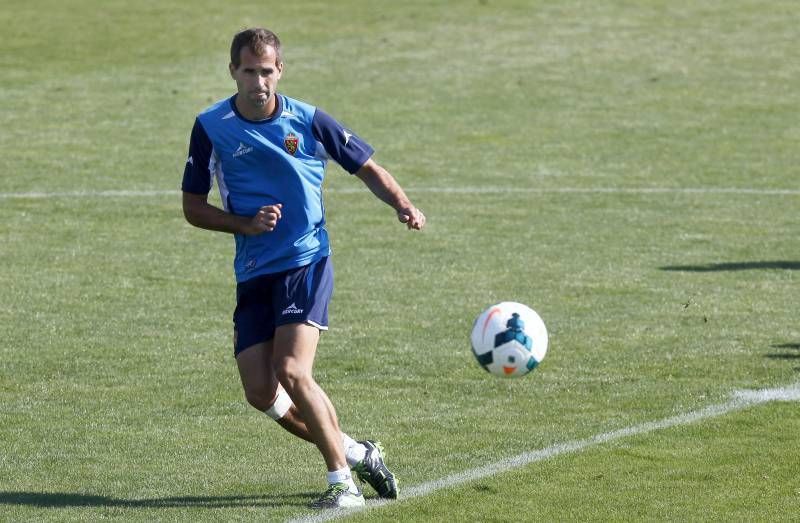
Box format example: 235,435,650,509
0,187,799,200
289,383,800,523
0,189,179,199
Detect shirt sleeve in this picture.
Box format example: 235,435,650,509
181,118,214,194
311,109,374,174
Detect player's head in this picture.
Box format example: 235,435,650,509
229,28,284,117
230,28,282,68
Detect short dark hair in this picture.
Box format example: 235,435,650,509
230,28,282,68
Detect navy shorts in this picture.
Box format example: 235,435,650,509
233,256,333,356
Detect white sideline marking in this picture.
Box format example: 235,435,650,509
289,383,800,523
1,187,799,200
0,189,178,199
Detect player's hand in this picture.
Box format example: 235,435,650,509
247,203,282,234
397,206,425,230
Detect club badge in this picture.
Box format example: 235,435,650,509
284,133,299,155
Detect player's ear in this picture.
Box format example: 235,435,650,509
276,60,284,78
229,62,237,78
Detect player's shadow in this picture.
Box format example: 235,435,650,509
660,260,800,272
0,491,316,509
765,343,800,372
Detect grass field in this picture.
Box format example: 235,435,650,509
1,0,798,521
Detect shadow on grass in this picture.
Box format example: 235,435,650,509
765,343,800,372
0,491,316,509
660,261,800,272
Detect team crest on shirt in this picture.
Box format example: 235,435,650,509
284,133,299,155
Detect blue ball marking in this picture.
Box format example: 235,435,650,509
493,313,532,350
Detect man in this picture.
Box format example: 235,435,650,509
181,28,425,509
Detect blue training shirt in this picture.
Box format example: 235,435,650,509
182,94,374,282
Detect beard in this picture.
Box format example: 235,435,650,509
251,90,270,106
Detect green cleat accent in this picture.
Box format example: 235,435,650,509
352,440,398,499
309,482,365,509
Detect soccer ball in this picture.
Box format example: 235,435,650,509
470,302,548,378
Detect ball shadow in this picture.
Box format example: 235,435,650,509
660,261,800,272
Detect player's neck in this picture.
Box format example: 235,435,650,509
234,94,278,121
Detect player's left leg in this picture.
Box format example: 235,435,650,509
268,394,397,498
272,322,364,508
234,340,315,442
234,334,384,493
272,323,346,470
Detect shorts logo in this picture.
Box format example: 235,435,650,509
284,133,299,155
282,302,304,315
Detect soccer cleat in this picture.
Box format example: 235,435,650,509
308,482,365,509
352,440,398,499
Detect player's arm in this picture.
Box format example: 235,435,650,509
181,118,281,235
182,192,281,235
310,109,424,230
355,158,425,230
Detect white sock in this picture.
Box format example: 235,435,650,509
326,466,359,494
341,433,367,466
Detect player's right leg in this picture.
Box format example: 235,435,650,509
232,261,388,505
233,273,318,441
351,440,398,499
235,338,396,496
235,340,314,441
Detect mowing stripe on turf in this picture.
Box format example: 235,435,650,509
0,187,799,200
289,383,800,523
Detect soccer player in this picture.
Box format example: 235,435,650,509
181,28,425,509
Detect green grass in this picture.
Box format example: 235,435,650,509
346,402,800,522
1,0,799,521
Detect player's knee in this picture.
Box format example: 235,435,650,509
243,385,274,411
274,360,312,392
264,388,293,420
